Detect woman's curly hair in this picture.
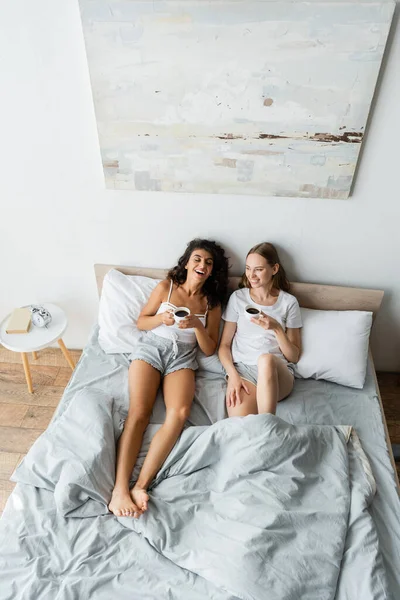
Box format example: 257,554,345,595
168,239,230,308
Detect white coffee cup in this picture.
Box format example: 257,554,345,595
244,304,261,321
173,306,190,323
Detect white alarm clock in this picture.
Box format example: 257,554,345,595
30,305,52,328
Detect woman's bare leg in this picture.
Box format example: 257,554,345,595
226,380,257,417
256,354,294,415
131,369,195,513
109,360,160,517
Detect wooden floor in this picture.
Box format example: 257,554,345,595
0,347,399,515
0,346,82,515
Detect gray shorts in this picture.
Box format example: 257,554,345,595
129,331,198,376
233,360,295,387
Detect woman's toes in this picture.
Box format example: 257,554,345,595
131,488,149,513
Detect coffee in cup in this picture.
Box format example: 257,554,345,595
244,305,261,321
173,307,190,323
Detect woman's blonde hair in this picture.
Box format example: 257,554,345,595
239,242,290,292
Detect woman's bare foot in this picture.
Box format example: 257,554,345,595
130,487,149,514
109,488,141,518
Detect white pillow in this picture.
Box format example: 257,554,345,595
98,270,160,354
294,308,373,389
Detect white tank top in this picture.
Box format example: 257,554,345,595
151,280,208,348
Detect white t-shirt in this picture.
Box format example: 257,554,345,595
222,288,302,365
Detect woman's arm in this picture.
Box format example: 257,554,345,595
253,313,302,363
218,321,250,406
274,327,302,363
180,305,222,356
137,281,174,331
197,304,222,356
218,321,239,376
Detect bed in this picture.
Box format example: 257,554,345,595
0,265,399,600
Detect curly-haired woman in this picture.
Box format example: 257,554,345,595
109,239,229,518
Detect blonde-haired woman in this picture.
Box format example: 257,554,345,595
218,242,302,417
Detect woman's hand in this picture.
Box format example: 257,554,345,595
226,373,250,407
178,315,201,330
161,310,175,326
252,312,282,332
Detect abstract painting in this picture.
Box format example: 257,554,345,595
79,1,394,198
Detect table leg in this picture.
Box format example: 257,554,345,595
32,351,38,360
58,339,75,370
21,353,33,394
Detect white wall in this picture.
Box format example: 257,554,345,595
1,0,399,371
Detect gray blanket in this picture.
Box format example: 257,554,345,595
8,386,389,600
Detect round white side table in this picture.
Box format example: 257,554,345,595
0,303,75,394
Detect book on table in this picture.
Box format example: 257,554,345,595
6,308,31,334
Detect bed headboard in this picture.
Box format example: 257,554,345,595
94,264,384,319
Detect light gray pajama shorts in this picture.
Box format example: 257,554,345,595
233,360,295,387
129,331,198,376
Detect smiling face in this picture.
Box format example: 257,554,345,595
185,248,214,283
245,253,278,289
